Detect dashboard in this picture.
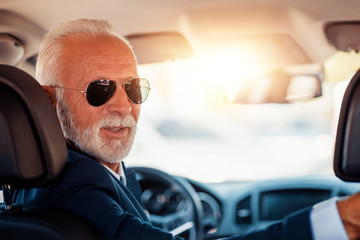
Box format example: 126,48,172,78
138,174,360,239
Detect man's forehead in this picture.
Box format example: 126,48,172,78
63,35,133,56
63,37,137,65
87,58,138,72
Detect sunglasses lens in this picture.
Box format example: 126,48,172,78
124,78,150,104
86,78,150,106
86,80,116,106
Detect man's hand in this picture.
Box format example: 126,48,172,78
337,192,360,240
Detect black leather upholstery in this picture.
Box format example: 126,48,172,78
0,64,98,239
334,68,360,182
0,206,98,240
0,64,67,187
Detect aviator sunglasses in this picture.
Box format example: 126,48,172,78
47,78,150,106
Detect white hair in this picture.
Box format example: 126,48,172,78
36,18,133,86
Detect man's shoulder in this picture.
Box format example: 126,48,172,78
67,149,95,163
62,149,112,181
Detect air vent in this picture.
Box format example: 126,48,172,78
235,196,252,225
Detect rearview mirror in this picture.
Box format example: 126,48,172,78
224,70,322,104
334,69,360,182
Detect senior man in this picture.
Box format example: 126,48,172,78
13,19,360,240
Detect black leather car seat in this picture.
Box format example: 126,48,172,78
333,68,360,182
0,64,98,239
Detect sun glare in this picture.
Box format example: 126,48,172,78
200,46,269,104
138,42,273,110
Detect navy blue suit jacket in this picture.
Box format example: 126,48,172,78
13,150,180,239
13,149,314,240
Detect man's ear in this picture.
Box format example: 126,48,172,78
42,86,57,108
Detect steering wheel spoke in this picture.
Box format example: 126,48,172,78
150,206,192,231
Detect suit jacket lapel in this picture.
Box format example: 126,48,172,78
107,165,150,223
123,162,143,204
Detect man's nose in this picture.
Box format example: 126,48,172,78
105,86,132,115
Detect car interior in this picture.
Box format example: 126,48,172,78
2,1,360,240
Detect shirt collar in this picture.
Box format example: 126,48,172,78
101,162,127,185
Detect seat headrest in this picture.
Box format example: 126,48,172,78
0,64,67,188
334,68,360,182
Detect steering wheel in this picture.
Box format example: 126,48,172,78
128,167,204,240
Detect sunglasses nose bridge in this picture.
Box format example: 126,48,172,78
103,88,132,115
111,82,133,106
116,80,138,104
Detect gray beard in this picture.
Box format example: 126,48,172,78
56,97,137,163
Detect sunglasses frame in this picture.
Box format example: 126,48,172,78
45,78,150,106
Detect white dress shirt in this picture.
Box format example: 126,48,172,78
310,197,349,240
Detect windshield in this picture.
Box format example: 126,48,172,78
127,51,360,183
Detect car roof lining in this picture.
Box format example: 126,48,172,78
1,0,360,66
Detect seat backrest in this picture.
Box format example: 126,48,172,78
0,64,67,187
334,68,360,182
0,64,98,239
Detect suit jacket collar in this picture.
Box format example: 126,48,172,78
66,144,150,223
106,164,150,222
